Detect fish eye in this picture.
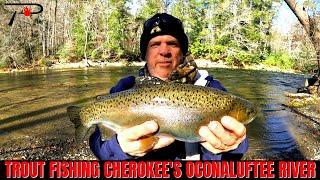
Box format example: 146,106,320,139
247,109,254,115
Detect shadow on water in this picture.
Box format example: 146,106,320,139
0,95,97,128
0,96,47,109
0,85,34,93
0,112,67,134
0,95,100,160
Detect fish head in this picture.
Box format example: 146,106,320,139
226,98,257,125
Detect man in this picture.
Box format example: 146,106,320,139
89,13,248,160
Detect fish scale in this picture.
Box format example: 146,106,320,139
67,82,257,143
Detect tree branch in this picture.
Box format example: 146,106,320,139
284,0,310,34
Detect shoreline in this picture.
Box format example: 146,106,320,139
0,59,303,75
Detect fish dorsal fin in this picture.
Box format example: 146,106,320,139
134,76,167,88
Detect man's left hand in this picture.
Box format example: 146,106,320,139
199,116,246,154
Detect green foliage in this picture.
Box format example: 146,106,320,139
138,0,165,20
90,48,103,59
57,41,75,61
71,14,87,58
172,0,206,43
301,63,318,73
208,45,226,61
172,0,279,66
57,4,93,61
189,40,210,58
2,0,308,72
38,58,53,67
0,59,8,68
263,52,295,70
103,0,130,59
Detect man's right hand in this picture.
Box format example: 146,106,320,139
117,120,175,157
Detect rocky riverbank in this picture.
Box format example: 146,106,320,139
284,92,320,124
0,58,300,74
281,92,320,160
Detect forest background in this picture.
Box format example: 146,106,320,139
0,0,319,73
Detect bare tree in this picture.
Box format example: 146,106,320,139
284,0,320,76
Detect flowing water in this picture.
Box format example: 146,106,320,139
0,67,319,160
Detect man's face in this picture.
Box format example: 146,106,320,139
145,35,183,79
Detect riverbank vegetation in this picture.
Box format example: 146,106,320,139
0,0,318,73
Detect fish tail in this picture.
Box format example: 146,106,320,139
67,105,89,143
75,125,89,143
67,105,82,127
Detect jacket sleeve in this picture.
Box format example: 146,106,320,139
89,76,136,160
201,75,249,160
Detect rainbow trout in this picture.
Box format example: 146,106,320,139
67,81,257,143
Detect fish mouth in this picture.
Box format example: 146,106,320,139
245,115,256,125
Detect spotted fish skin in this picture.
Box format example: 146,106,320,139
68,83,257,142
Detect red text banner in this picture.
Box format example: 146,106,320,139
0,160,318,179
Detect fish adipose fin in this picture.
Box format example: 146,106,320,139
67,105,90,143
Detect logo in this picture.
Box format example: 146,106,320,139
150,26,161,34
4,3,43,26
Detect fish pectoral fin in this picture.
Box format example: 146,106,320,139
98,124,116,141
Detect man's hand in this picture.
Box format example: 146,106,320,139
117,120,175,157
199,116,246,154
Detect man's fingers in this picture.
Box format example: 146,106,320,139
153,133,175,150
207,121,237,146
119,136,159,155
119,120,159,141
201,142,221,154
201,141,239,154
132,152,147,157
198,117,248,155
199,126,226,150
221,116,246,138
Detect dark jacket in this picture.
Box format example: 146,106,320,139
89,75,248,160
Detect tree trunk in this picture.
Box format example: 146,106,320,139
83,13,90,67
84,28,88,61
284,0,320,76
284,0,310,33
47,1,51,56
52,0,57,54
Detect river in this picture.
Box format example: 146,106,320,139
0,67,319,160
